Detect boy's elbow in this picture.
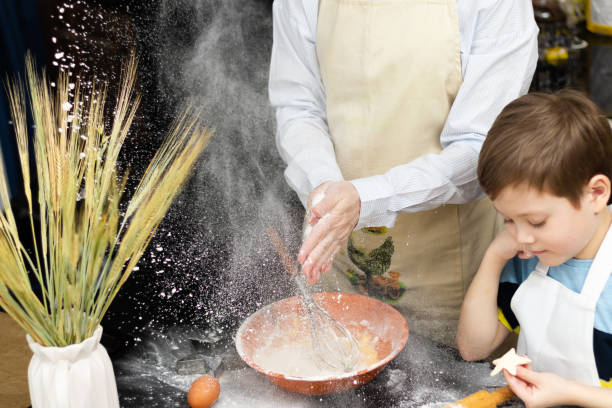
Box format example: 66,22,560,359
458,346,481,362
456,334,483,362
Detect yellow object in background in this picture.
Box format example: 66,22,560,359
545,46,569,64
558,0,586,27
587,0,612,35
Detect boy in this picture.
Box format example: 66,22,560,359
457,90,612,407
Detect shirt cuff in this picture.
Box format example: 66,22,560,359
285,160,343,208
350,175,397,229
307,163,343,191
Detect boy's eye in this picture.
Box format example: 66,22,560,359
529,220,546,228
503,218,513,224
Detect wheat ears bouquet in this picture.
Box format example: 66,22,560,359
0,55,212,347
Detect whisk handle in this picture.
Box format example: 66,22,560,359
294,273,316,306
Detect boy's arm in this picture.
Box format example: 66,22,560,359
457,226,523,360
457,247,509,361
506,366,612,408
569,383,612,407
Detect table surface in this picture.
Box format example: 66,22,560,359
113,327,523,408
0,313,31,408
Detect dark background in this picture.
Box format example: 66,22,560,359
0,0,301,357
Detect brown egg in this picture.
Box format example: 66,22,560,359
187,375,220,408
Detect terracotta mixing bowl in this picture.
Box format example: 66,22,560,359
235,292,409,395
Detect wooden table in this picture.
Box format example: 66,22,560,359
0,312,31,408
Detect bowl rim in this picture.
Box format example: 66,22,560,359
234,292,409,382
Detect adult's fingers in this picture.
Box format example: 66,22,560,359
298,184,334,264
299,182,359,264
301,218,346,283
302,232,337,283
300,214,349,283
324,247,340,274
298,181,331,263
304,187,328,230
298,212,330,264
298,181,359,284
306,239,341,282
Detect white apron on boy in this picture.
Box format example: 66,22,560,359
511,209,612,386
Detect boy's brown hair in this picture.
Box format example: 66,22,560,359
478,90,612,206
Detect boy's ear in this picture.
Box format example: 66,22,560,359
586,174,611,212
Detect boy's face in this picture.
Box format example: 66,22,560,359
493,183,601,266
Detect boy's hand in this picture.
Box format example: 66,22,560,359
488,226,522,261
503,365,572,408
488,226,534,262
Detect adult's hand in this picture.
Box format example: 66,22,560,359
298,181,360,283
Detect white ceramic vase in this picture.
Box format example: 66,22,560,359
26,326,120,408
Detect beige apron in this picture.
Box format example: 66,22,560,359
315,0,498,347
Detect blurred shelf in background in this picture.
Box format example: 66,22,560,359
531,0,612,116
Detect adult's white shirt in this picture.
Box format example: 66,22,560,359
269,0,539,229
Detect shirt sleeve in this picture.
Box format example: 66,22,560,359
269,0,343,208
269,0,539,229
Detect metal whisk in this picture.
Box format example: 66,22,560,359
267,227,360,372
293,271,360,371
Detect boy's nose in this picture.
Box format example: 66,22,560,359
516,228,535,244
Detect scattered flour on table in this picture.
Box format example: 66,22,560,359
386,368,407,392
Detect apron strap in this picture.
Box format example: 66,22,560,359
534,261,549,276
581,221,612,302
